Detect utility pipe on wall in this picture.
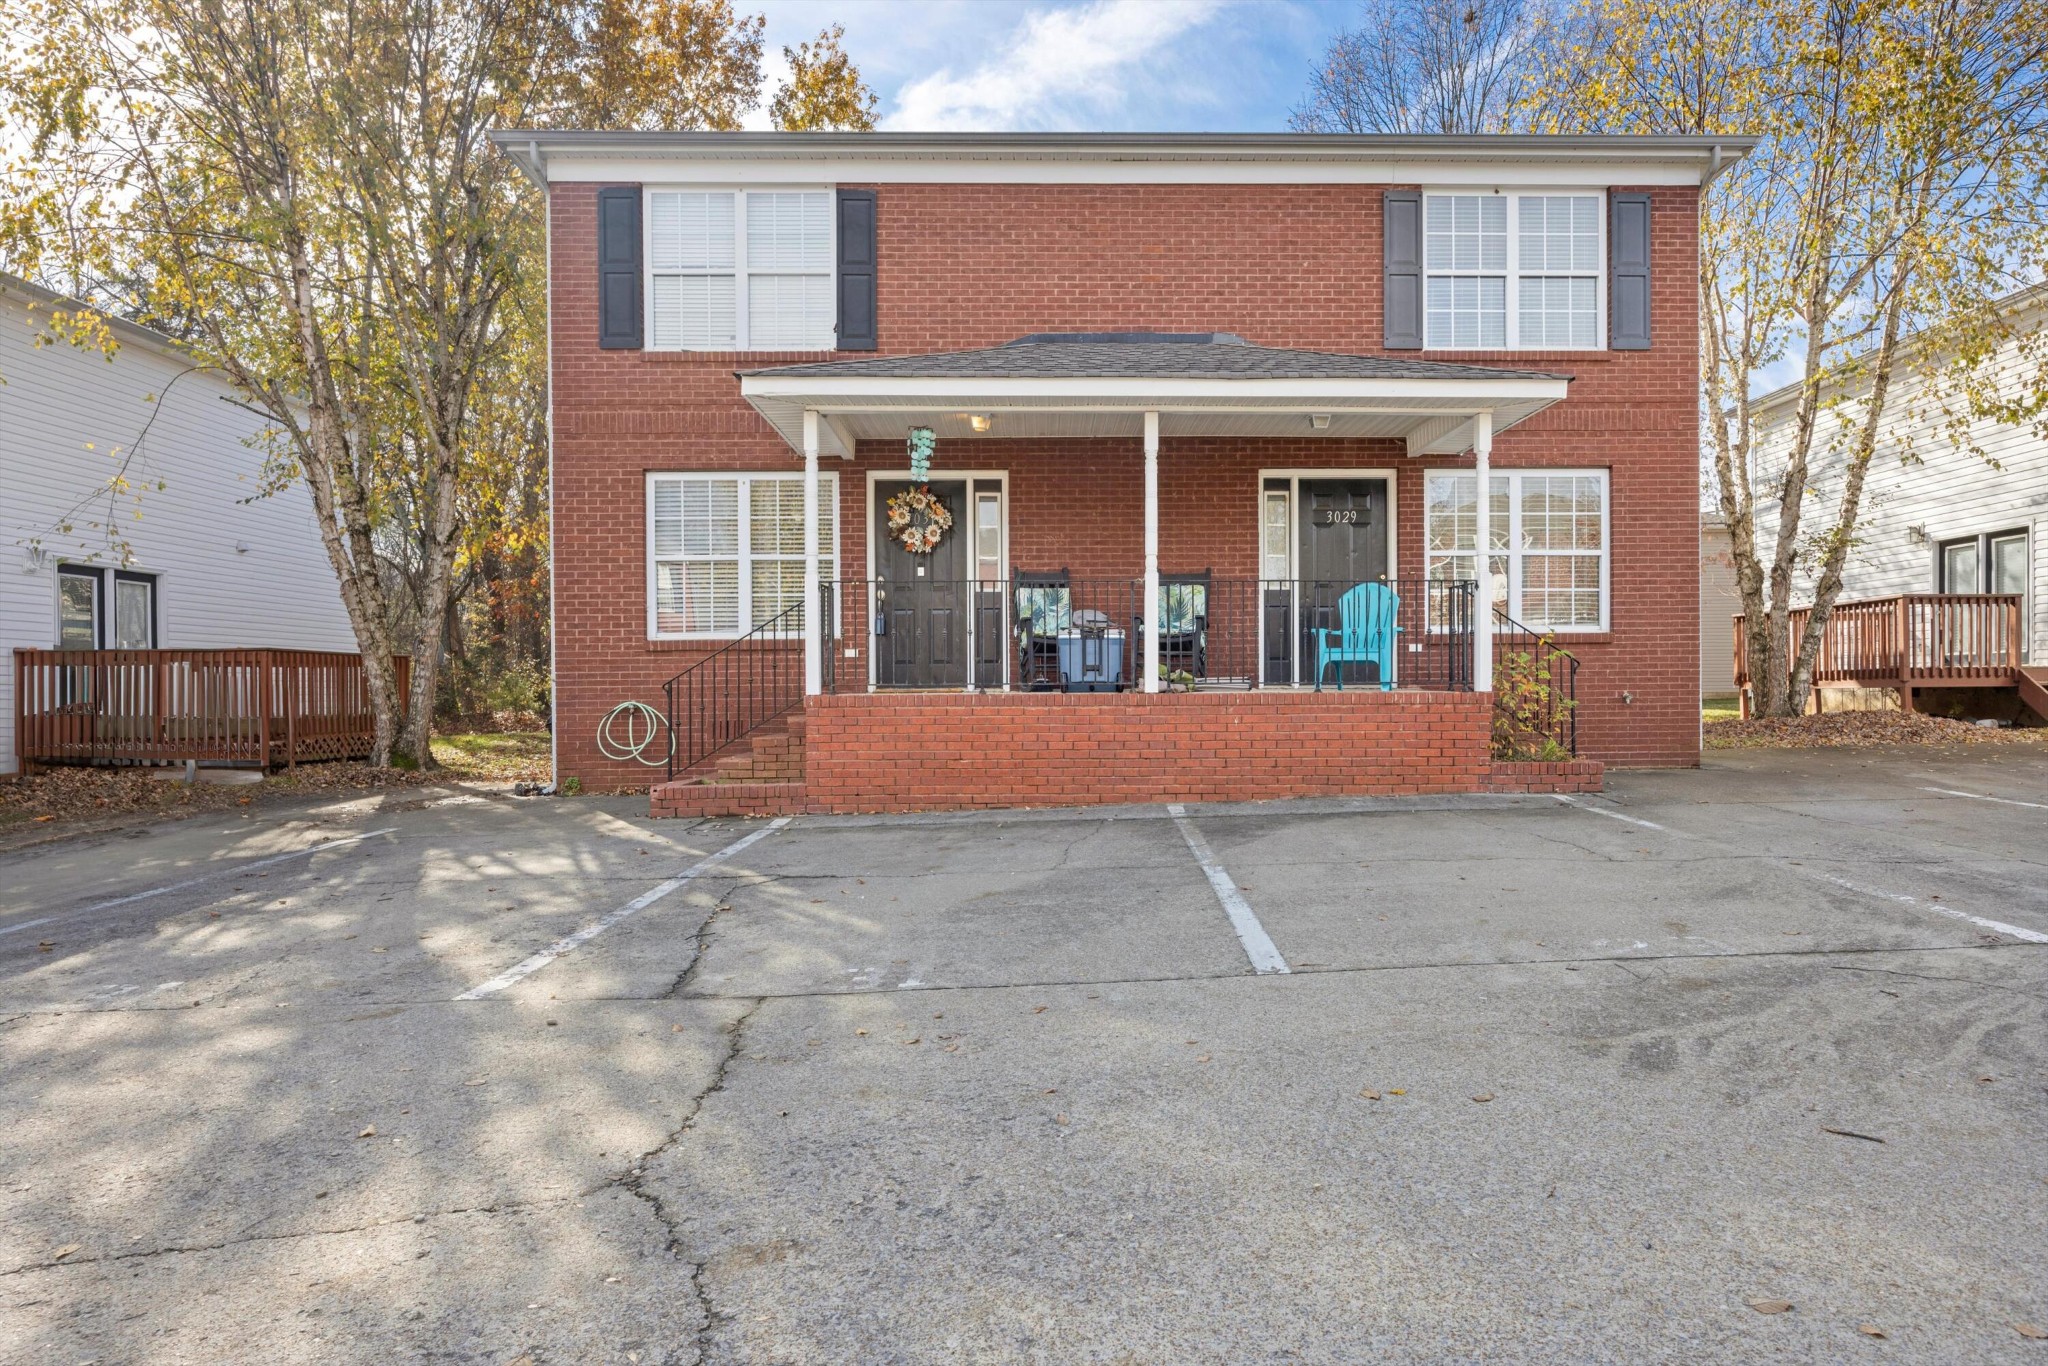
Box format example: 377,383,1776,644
803,409,822,697
1473,409,1494,694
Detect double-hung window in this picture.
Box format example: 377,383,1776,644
1424,193,1604,349
648,473,837,638
646,190,834,351
1425,469,1609,631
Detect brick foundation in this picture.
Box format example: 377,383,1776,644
1483,759,1605,793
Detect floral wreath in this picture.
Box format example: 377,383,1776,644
886,485,953,554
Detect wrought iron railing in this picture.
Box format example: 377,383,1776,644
820,576,1476,693
1491,608,1579,758
661,600,806,781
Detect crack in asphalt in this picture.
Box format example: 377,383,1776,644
1826,962,2048,1000
665,895,738,1001
582,996,766,1366
0,1196,570,1279
4,939,2045,1021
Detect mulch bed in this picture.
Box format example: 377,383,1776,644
1706,711,2048,749
0,733,552,839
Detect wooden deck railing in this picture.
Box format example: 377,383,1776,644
12,649,408,771
1732,594,2021,708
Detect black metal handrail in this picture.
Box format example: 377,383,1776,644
661,600,806,781
822,576,1476,693
1491,607,1579,758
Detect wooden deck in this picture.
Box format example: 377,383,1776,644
12,649,407,771
1733,594,2048,717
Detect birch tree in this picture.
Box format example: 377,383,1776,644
1529,0,2048,716
1,0,878,764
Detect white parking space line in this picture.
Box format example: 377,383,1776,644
67,827,400,917
1552,794,1665,830
454,818,790,1001
1810,871,2048,946
1922,786,2048,811
1168,805,1290,975
1551,792,2048,946
0,916,58,939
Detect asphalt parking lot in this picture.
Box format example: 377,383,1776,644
2,744,2047,1364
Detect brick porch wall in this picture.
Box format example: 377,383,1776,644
801,689,1490,813
549,179,1703,792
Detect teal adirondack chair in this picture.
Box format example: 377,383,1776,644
1313,583,1402,691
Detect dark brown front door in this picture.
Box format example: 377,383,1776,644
1299,479,1390,686
875,480,969,688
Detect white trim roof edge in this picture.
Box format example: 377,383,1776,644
1748,281,2048,419
0,269,203,368
491,130,1758,185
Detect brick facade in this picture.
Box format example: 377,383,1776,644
548,178,1703,796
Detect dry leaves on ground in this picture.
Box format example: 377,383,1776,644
1706,712,2047,750
0,732,551,836
1745,1298,1794,1315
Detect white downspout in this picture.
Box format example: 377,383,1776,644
1142,410,1161,694
803,409,822,697
1473,410,1494,693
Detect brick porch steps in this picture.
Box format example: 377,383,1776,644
653,711,809,817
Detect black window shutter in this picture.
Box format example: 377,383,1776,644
597,185,642,350
1610,192,1652,350
1383,190,1424,350
836,188,878,351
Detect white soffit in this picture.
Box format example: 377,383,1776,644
738,376,1568,459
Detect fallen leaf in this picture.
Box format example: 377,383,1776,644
2016,1323,2048,1340
50,1243,81,1261
1053,1114,1068,1125
671,1023,683,1033
1746,1298,1793,1315
1471,1093,1495,1103
34,815,55,823
855,1029,868,1036
1858,1325,1886,1339
1194,1055,1211,1063
358,1125,376,1139
37,941,55,952
1032,1005,1048,1014
1359,1088,1381,1101
1387,1089,1406,1096
462,1078,487,1087
903,1037,920,1046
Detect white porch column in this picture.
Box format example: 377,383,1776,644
1472,410,1494,694
1142,410,1161,694
802,409,823,697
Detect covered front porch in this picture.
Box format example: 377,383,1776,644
651,334,1599,814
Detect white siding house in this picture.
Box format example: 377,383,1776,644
1,274,355,774
1750,290,2048,666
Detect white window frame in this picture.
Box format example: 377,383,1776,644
1425,468,1610,632
644,186,837,353
1422,190,1607,352
646,471,838,640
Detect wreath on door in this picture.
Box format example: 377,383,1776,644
886,485,953,554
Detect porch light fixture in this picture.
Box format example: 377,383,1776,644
968,414,992,433
1310,413,1331,430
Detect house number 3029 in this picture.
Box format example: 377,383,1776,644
1315,509,1360,525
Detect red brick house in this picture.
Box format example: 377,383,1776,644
494,131,1752,814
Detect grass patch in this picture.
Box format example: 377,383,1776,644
1702,697,1742,724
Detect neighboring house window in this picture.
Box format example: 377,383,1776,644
1425,470,1609,630
1424,193,1603,349
646,190,834,351
1939,530,2028,596
56,565,157,648
647,473,837,638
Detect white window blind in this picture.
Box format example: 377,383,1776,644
1424,469,1608,630
649,473,836,637
1423,193,1604,349
647,189,833,352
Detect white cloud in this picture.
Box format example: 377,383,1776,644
741,45,796,132
883,0,1230,132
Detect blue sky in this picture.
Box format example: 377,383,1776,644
743,0,1355,132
